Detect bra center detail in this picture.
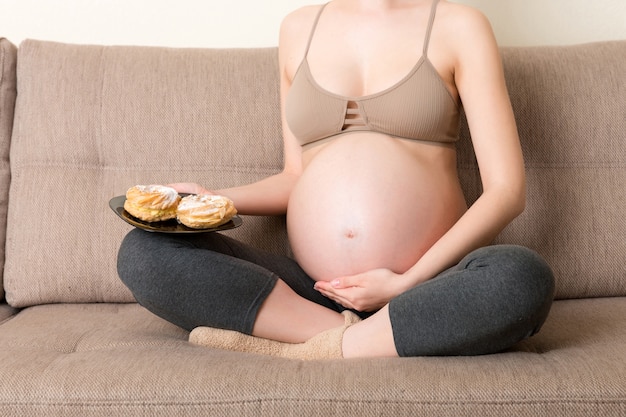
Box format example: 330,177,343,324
342,100,366,131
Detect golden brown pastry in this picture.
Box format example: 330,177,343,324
123,185,181,222
176,194,237,229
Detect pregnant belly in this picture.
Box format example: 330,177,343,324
287,135,467,281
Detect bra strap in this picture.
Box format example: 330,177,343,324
303,3,330,57
423,0,440,56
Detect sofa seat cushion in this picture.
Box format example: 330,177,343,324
0,300,624,416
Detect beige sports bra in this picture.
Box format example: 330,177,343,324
285,0,460,150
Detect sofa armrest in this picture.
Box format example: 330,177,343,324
0,38,17,302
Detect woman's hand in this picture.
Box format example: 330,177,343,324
313,269,408,312
167,182,214,195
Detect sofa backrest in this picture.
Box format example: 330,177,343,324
4,41,287,307
457,41,626,299
0,38,17,303
3,39,625,308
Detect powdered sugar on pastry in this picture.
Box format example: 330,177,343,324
177,194,237,228
132,185,179,208
124,184,181,222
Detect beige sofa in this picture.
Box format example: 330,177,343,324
0,37,624,416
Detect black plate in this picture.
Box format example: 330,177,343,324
109,194,242,233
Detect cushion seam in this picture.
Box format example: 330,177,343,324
1,397,625,408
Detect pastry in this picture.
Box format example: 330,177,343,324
176,194,237,229
123,185,181,222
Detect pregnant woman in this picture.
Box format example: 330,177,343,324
117,0,554,359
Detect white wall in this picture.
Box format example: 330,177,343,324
453,0,626,46
1,0,625,48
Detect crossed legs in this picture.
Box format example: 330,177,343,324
117,229,554,359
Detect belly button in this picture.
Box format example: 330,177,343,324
344,229,357,239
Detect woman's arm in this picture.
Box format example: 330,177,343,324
169,171,299,216
402,6,525,286
170,9,310,216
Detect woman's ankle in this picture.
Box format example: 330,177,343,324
341,307,399,358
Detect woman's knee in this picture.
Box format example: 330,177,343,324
391,245,555,356
472,245,556,334
486,245,554,301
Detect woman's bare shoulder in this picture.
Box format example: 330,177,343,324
432,1,499,68
280,4,325,38
437,1,495,43
279,4,326,76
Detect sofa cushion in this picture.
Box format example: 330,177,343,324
457,41,626,299
0,39,17,302
4,40,287,307
0,299,624,415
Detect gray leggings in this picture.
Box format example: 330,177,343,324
117,228,554,357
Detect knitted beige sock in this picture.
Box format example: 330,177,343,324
189,311,361,360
